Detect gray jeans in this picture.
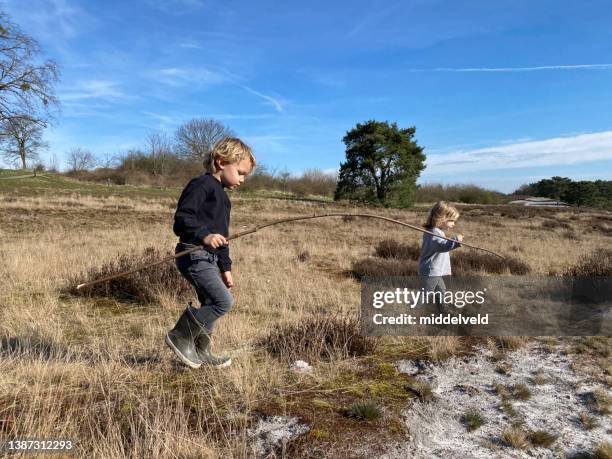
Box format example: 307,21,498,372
175,243,234,334
420,276,448,313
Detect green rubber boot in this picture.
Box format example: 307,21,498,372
195,331,232,368
165,303,205,369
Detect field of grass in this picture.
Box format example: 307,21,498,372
0,174,610,458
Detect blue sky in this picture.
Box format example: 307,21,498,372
2,0,612,192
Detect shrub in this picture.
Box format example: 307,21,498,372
416,184,505,205
528,430,557,447
460,410,485,432
579,412,599,430
594,441,612,459
67,247,192,303
344,400,382,420
501,426,528,449
375,239,421,260
564,249,612,277
509,383,531,401
350,257,419,279
262,314,377,363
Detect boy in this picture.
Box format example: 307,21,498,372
166,137,255,368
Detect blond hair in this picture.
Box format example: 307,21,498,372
204,137,256,173
424,201,460,229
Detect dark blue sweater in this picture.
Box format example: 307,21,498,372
173,173,232,272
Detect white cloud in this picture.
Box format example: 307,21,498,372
59,80,129,102
4,0,91,40
147,67,227,87
239,85,285,113
346,4,401,38
426,131,612,175
419,64,612,72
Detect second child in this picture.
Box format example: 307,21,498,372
418,201,463,313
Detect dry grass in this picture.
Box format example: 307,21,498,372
66,246,193,303
501,426,528,449
594,441,612,459
1,189,611,457
261,314,377,363
563,248,612,276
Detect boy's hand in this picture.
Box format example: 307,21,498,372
456,234,464,243
203,233,228,249
222,271,234,288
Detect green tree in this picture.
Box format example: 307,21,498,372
334,120,425,207
536,176,572,200
562,181,598,207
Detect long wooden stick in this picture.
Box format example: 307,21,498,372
75,212,505,291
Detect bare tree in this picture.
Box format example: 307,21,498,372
67,147,97,172
48,152,59,172
98,151,120,169
0,117,47,168
174,118,234,162
0,12,60,126
146,131,173,176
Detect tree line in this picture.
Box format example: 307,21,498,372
514,177,612,209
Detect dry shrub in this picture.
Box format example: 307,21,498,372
262,314,377,363
563,229,579,240
429,336,462,360
371,240,531,275
501,426,528,449
375,239,421,260
587,219,612,237
451,251,531,275
66,247,192,303
542,219,572,230
351,257,418,279
564,249,612,277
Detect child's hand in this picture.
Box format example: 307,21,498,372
456,234,464,243
222,271,234,288
203,233,228,249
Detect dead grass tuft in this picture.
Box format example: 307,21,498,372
66,247,192,303
527,429,557,447
501,426,528,449
262,314,378,363
594,441,612,459
579,412,599,430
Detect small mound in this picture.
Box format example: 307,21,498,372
66,247,192,303
262,314,377,363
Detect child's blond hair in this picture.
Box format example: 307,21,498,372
424,201,460,229
204,137,256,173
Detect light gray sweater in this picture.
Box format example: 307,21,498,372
418,227,461,276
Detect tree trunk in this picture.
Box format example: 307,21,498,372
19,146,26,169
